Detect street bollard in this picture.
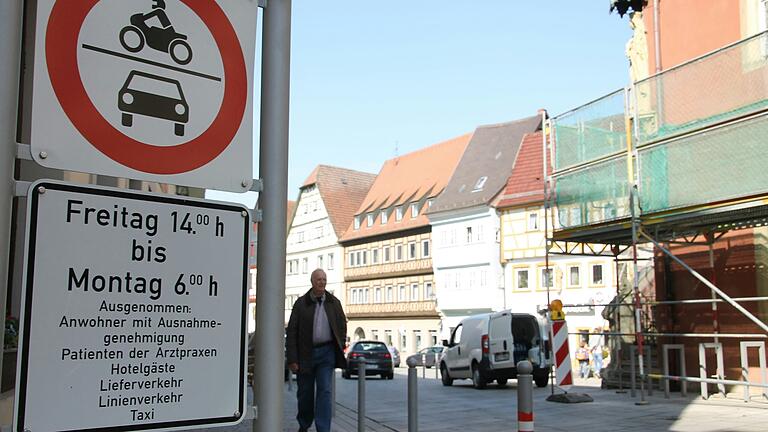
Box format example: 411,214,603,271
357,357,366,432
435,352,439,379
407,357,419,432
517,361,534,432
422,353,426,379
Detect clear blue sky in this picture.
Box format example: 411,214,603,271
209,1,632,206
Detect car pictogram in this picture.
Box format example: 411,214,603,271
118,70,189,136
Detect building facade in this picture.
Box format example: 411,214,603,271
339,134,470,358
493,131,616,354
283,165,376,326
428,116,541,340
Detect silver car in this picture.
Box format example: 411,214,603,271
407,346,445,368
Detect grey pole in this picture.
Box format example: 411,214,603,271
357,358,366,431
253,0,291,431
0,0,22,392
517,361,534,432
435,352,439,379
407,357,418,432
422,353,426,379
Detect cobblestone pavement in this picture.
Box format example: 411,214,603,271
182,367,768,431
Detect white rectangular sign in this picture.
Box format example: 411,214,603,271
30,0,257,192
15,181,250,432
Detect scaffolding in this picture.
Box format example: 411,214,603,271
544,31,768,403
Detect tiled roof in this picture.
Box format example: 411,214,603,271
301,165,377,238
428,115,541,215
493,131,551,208
340,133,471,242
286,200,296,226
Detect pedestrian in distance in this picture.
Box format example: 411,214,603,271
575,341,590,379
286,268,348,432
590,327,605,379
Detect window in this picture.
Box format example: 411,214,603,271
381,209,388,224
541,268,553,289
592,264,604,285
372,248,379,264
480,270,487,288
516,269,529,290
427,198,434,208
451,324,463,345
385,330,393,347
327,253,334,270
317,255,323,269
386,286,393,302
315,226,323,239
411,283,419,301
351,289,358,304
430,330,438,347
371,330,379,341
297,231,305,243
363,288,369,303
466,226,473,243
422,240,430,257
472,176,488,191
568,265,580,287
396,244,403,261
424,282,433,299
361,250,368,266
411,202,419,218
528,213,539,231
400,333,407,351
348,252,354,267
399,284,406,301
415,331,422,350
375,287,382,303
409,242,417,259
302,258,308,274
354,216,361,230
396,206,403,221
384,246,391,263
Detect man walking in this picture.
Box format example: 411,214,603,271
286,269,347,432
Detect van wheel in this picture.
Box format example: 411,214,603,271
471,363,486,389
440,364,453,386
496,378,508,388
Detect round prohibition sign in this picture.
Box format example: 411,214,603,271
46,0,247,174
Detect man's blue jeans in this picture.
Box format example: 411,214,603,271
593,351,604,377
297,344,335,432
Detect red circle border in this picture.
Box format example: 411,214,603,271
46,0,247,174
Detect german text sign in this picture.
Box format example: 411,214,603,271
14,181,250,432
31,0,257,192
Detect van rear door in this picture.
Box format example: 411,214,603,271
488,312,515,369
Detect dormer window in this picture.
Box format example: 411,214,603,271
410,202,419,218
367,212,374,227
354,216,361,230
396,206,403,221
427,199,434,208
381,209,389,224
473,176,488,192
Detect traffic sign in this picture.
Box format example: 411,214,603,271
14,181,250,432
30,0,257,192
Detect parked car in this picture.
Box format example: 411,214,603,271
247,333,289,382
388,345,401,368
343,340,394,379
440,311,551,389
407,346,445,368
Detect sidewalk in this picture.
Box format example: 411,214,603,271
280,369,768,432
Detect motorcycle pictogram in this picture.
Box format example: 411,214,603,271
119,0,193,65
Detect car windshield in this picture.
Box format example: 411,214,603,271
354,342,387,352
125,73,181,99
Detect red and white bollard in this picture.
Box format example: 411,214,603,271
517,360,534,432
551,319,573,389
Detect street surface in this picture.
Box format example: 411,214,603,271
173,367,768,432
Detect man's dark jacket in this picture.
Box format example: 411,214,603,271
286,289,348,372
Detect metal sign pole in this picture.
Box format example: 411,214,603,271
253,0,291,431
0,0,22,395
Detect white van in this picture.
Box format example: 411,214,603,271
440,311,551,389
